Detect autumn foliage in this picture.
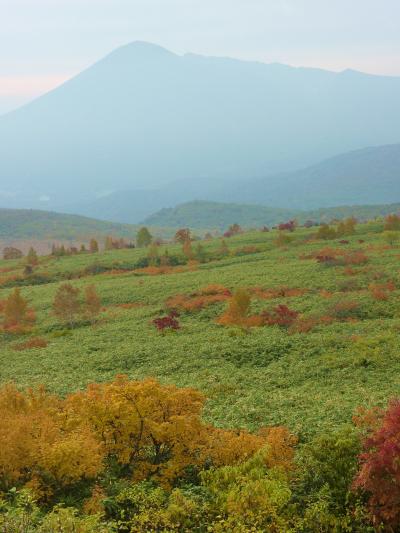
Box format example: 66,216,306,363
2,288,35,332
12,337,48,351
53,283,101,326
166,285,231,312
0,377,294,504
354,399,400,529
152,311,181,333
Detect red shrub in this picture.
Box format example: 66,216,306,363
152,312,180,333
278,220,296,232
262,305,299,328
316,254,337,265
354,399,400,529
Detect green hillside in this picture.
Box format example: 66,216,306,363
0,208,172,240
143,199,400,229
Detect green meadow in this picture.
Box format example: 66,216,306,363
1,221,400,440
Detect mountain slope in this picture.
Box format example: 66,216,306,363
233,143,400,209
1,42,400,210
143,200,400,229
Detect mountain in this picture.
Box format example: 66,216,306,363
1,41,400,211
143,200,400,230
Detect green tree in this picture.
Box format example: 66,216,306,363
136,227,153,248
89,238,99,253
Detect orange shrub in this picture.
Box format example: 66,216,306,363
369,281,396,301
328,300,360,321
167,284,231,312
217,289,253,328
343,250,368,265
12,337,48,351
289,316,318,334
319,289,333,299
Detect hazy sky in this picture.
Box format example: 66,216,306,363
1,0,399,113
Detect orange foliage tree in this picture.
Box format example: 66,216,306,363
384,213,400,231
3,288,35,332
174,228,191,244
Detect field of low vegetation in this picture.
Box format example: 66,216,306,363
1,215,400,531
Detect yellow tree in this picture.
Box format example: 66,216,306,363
0,383,103,496
67,376,208,486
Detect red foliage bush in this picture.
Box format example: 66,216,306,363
262,304,299,328
354,399,400,529
278,220,296,232
152,312,180,333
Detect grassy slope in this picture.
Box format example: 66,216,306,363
143,200,400,230
1,223,400,440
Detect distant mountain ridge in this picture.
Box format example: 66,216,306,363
143,200,400,230
1,41,400,212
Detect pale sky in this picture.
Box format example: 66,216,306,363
1,0,399,114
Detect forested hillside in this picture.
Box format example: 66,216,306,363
144,199,400,229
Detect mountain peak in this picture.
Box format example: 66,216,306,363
108,41,177,60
